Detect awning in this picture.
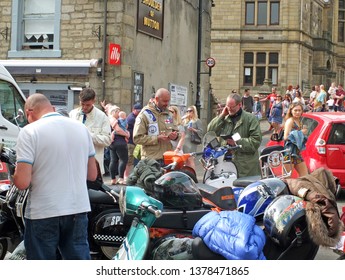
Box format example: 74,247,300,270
0,59,99,75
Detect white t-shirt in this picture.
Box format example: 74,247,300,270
16,113,95,219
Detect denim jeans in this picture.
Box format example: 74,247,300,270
24,213,90,260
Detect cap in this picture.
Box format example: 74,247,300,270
133,103,142,110
254,94,260,98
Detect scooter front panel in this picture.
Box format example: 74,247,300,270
114,218,150,260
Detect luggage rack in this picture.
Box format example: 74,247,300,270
259,145,292,179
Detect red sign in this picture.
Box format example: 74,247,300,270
109,43,121,65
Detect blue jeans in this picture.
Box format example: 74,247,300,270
24,213,90,260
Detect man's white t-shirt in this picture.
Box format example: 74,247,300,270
16,113,95,219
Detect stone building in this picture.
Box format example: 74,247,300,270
210,0,342,102
0,0,212,121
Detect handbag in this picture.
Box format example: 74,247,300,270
191,132,202,144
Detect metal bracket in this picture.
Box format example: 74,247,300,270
0,27,8,41
92,25,101,41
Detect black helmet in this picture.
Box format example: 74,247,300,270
153,171,202,210
263,195,307,248
237,178,289,221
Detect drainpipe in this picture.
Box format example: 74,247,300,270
102,0,108,100
196,0,203,117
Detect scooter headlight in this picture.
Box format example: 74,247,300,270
119,187,126,216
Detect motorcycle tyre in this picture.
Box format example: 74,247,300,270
0,239,8,260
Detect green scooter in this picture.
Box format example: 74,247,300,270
113,186,163,260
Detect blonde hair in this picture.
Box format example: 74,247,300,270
169,105,182,125
183,105,198,124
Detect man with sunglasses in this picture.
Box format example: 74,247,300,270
207,93,262,177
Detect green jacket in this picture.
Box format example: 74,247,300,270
207,111,262,177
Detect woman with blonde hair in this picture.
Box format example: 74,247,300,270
168,105,185,153
283,102,309,177
182,105,203,169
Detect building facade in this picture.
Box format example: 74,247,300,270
210,0,344,102
0,0,212,121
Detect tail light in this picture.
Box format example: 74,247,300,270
315,138,326,155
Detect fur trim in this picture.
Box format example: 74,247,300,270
306,202,344,247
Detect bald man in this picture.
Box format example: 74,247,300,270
14,93,97,260
133,88,179,165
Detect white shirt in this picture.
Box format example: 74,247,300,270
16,113,95,219
69,106,111,174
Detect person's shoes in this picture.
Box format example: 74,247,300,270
117,178,126,185
110,179,117,185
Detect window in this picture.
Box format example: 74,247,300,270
243,51,279,86
339,0,345,42
301,117,318,138
328,123,345,145
245,1,280,26
245,2,255,25
0,80,27,126
9,0,61,58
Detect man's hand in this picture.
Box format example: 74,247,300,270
168,130,178,141
220,106,229,118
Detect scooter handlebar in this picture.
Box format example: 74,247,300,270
147,205,162,218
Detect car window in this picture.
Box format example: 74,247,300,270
328,123,345,145
301,116,318,138
0,80,27,127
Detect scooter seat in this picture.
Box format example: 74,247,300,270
232,175,261,188
192,237,225,260
88,186,121,205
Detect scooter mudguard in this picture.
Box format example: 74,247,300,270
113,218,150,260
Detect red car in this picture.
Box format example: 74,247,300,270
266,112,345,191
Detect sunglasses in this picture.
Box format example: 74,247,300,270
169,110,175,113
187,110,193,113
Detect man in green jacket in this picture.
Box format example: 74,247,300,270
207,93,262,177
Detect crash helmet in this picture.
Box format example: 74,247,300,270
153,171,202,210
237,178,289,221
263,195,307,248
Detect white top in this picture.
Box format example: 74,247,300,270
69,106,111,174
16,113,95,219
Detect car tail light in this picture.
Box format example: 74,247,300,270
315,138,326,155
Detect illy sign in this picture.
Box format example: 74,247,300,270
109,43,121,65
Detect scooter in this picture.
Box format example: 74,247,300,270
200,132,244,188
162,150,204,183
0,144,26,260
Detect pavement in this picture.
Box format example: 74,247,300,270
103,118,273,185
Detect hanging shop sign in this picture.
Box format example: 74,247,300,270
137,0,164,40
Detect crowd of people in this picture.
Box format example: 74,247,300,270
15,82,341,260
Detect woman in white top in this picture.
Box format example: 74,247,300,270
169,105,185,153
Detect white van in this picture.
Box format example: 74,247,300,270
0,64,26,148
